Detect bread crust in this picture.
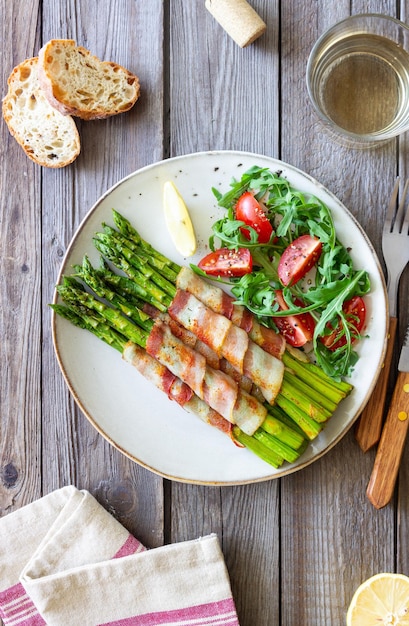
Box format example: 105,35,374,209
2,57,81,168
38,39,140,120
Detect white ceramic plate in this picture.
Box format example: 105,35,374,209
52,151,387,485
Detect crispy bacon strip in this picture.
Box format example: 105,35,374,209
168,290,284,405
143,303,221,369
183,396,233,436
248,321,286,359
243,343,283,401
219,359,253,393
176,266,286,359
177,266,235,318
146,319,206,399
123,342,193,405
145,320,267,435
143,303,253,392
122,343,231,435
230,304,253,333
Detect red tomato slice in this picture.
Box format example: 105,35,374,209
278,234,322,286
321,296,366,351
235,191,273,243
274,290,316,348
198,247,253,277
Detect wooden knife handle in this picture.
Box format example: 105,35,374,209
366,370,409,509
355,317,398,452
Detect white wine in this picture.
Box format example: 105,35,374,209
316,34,409,136
307,15,409,144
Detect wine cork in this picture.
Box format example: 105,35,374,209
205,0,267,48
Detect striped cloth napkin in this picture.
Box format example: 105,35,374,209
0,485,239,626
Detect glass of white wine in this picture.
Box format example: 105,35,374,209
306,14,409,148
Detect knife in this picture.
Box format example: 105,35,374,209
367,323,409,509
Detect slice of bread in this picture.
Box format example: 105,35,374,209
38,39,140,120
2,57,81,168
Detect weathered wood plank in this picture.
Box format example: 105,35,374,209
0,1,42,513
169,0,279,156
39,0,165,544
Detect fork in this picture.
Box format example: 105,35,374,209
355,178,409,452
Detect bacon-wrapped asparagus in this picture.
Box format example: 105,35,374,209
168,288,284,405
57,279,269,436
51,300,305,468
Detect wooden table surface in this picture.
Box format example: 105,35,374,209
1,1,409,624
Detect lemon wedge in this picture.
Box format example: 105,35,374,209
163,181,197,257
346,573,409,625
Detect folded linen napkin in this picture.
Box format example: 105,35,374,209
0,486,239,626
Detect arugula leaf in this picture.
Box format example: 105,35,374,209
311,270,369,377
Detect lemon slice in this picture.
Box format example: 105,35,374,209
346,573,409,625
163,181,197,257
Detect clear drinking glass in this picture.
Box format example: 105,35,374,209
306,14,409,147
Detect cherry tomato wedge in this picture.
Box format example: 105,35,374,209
235,191,273,243
278,234,322,286
274,290,316,347
198,247,253,277
321,295,366,351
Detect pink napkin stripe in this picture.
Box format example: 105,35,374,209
0,583,45,625
113,533,146,559
0,534,144,625
100,597,240,626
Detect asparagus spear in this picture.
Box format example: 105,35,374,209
280,376,333,423
102,222,180,283
111,209,182,275
252,428,308,464
57,279,148,348
51,303,126,352
282,348,350,399
94,231,176,299
93,238,172,311
73,256,153,332
275,395,322,440
282,368,338,414
232,427,284,468
95,256,166,309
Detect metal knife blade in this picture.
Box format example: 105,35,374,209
398,324,409,372
367,322,409,509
